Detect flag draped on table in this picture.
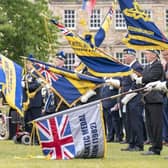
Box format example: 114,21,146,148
34,100,105,160
50,9,132,77
28,58,104,107
0,54,23,116
118,0,168,50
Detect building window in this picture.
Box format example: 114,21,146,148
114,9,152,30
144,9,152,18
166,9,168,30
64,53,75,70
89,9,101,30
115,10,127,30
115,52,124,63
64,10,76,29
140,53,147,67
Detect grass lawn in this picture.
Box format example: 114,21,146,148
0,140,168,168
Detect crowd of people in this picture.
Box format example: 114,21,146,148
103,49,168,157
1,48,168,158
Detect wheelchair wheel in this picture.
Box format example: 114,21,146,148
21,134,31,145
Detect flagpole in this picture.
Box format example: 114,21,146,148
100,87,146,102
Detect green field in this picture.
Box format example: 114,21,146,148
0,140,168,168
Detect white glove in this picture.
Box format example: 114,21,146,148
80,90,96,103
130,73,138,81
21,81,25,88
37,78,44,84
110,103,119,112
105,78,120,88
145,81,168,92
135,77,142,84
41,87,47,97
144,81,161,92
121,92,137,105
45,83,51,89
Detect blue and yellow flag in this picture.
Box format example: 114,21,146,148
28,58,105,107
50,20,132,77
94,7,114,47
0,57,6,84
118,0,168,50
0,54,23,116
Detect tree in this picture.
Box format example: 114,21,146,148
0,0,59,64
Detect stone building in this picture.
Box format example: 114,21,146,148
49,0,168,69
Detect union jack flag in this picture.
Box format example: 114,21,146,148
36,114,76,160
50,19,73,36
56,22,73,36
34,63,61,84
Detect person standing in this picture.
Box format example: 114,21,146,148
22,59,43,143
135,50,164,155
161,50,168,146
100,83,121,142
106,48,144,150
120,48,144,151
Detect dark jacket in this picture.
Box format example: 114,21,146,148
142,59,164,104
121,60,143,93
22,73,43,109
100,85,118,109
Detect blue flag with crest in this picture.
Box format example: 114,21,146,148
50,9,133,78
28,58,105,107
118,0,168,50
0,54,23,116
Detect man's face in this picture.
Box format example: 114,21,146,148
143,51,157,63
162,50,168,62
54,58,65,67
26,60,33,71
123,54,133,64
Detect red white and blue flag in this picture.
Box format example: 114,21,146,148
36,114,75,159
29,58,105,107
82,0,96,14
34,100,105,160
34,63,61,84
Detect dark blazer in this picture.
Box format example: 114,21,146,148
23,73,43,109
100,86,118,109
121,60,143,93
142,59,164,104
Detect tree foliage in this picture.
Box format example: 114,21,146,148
0,0,59,64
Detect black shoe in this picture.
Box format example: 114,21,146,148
113,137,121,143
133,146,144,151
141,151,160,155
121,147,135,151
106,138,114,143
120,140,128,144
144,140,151,145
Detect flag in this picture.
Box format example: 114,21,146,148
0,57,5,84
0,54,23,116
118,0,168,50
28,58,104,107
82,0,88,10
50,20,133,78
94,7,114,47
34,100,105,160
82,0,96,14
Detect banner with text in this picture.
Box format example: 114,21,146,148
34,100,106,160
